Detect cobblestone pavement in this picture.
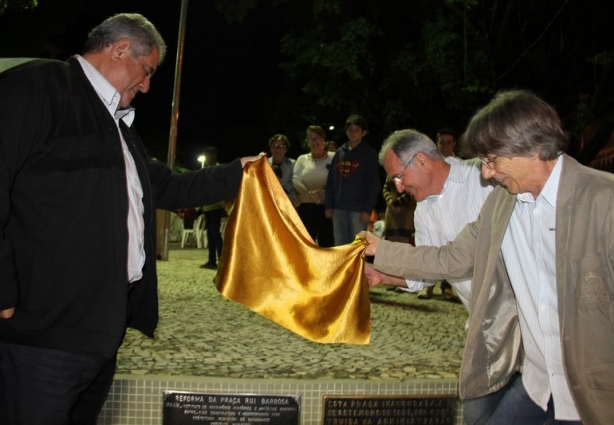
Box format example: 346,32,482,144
116,245,468,381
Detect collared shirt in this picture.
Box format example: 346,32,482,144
76,55,145,283
405,158,493,311
501,155,579,420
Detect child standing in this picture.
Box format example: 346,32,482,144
324,115,380,245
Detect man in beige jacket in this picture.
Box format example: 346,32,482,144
362,89,613,425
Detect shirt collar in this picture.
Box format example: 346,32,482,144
516,154,563,206
75,55,135,127
444,156,464,184
423,157,461,201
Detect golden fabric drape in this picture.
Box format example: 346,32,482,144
214,156,370,344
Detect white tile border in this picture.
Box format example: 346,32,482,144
98,375,464,424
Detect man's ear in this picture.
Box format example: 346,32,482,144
110,38,132,61
415,152,428,168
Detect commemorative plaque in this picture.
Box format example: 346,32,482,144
163,391,300,424
322,394,457,424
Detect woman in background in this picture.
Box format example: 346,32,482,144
293,125,335,247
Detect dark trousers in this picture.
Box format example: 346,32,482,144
0,341,116,425
205,208,224,263
297,202,334,247
463,373,582,425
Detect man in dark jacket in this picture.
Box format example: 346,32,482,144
0,13,259,424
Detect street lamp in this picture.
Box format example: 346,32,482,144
197,155,205,169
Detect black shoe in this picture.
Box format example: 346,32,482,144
199,261,217,269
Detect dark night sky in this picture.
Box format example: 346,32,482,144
49,1,285,168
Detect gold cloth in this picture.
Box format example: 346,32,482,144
214,156,370,344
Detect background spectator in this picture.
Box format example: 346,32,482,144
324,115,380,245
293,125,334,247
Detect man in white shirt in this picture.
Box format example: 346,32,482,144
433,127,459,298
362,90,612,424
365,129,494,313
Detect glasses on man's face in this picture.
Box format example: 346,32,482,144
479,155,498,170
271,144,287,149
141,63,155,78
392,153,417,184
133,57,155,78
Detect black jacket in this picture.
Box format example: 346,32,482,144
0,57,242,358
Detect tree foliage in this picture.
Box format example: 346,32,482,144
3,0,613,161
0,0,37,16
266,0,612,153
211,0,612,157
212,0,260,24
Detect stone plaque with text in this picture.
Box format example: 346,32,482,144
322,394,457,424
163,391,300,424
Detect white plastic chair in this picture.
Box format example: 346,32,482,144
195,214,206,249
181,214,204,248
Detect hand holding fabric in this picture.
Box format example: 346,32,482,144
240,152,267,168
358,231,381,256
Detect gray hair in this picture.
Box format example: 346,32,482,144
379,129,442,166
83,13,167,63
461,89,568,160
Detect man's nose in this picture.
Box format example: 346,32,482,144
393,179,405,193
139,77,151,93
481,164,495,179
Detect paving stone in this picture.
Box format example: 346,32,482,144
116,245,469,381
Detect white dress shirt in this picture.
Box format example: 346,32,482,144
500,155,579,420
76,55,145,283
404,157,494,310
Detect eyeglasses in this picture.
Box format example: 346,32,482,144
140,62,155,78
271,144,287,149
392,153,417,183
479,155,498,170
133,57,155,78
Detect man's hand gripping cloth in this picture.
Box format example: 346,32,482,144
214,156,370,344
